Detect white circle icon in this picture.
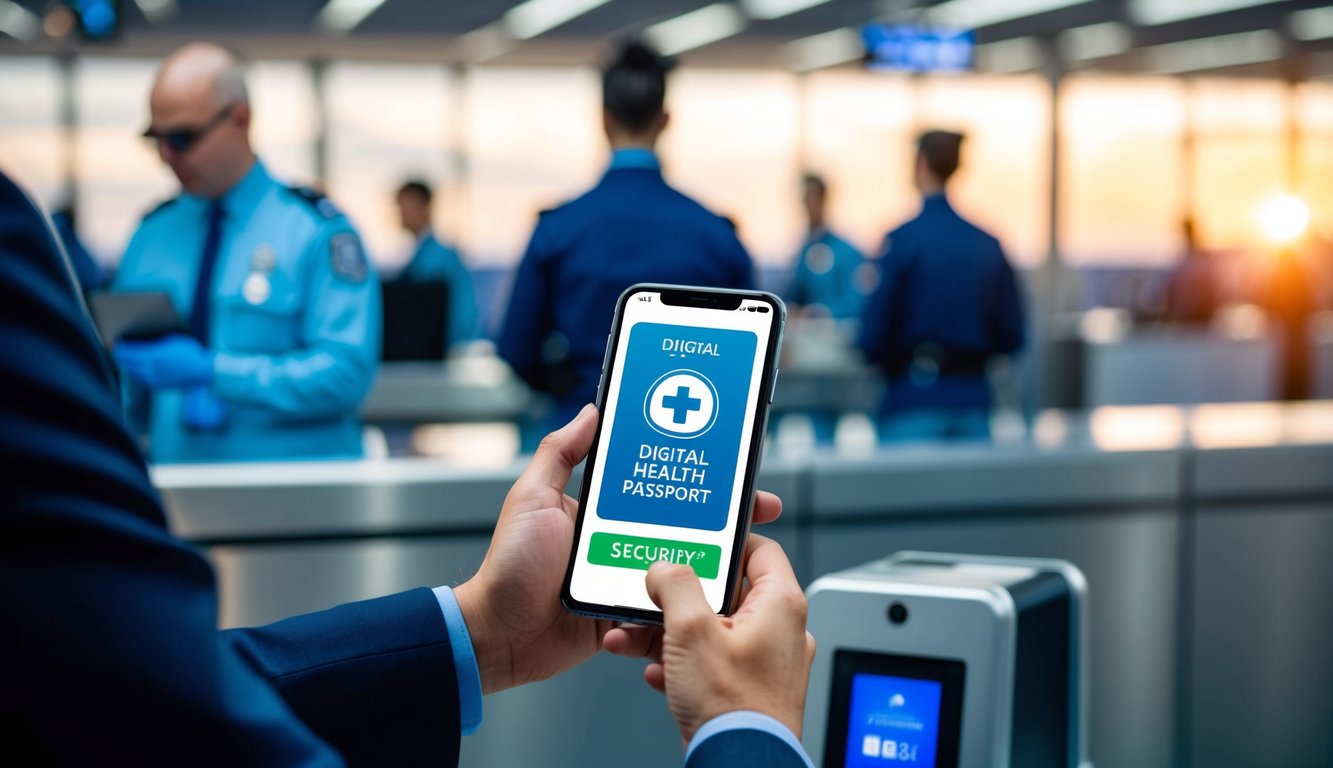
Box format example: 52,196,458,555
644,370,718,439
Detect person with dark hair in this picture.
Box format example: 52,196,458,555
788,173,866,320
395,178,481,347
857,130,1025,442
498,40,754,430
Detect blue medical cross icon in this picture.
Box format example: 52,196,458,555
661,384,703,424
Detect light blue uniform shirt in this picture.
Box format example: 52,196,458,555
403,232,481,347
115,160,381,463
788,227,866,320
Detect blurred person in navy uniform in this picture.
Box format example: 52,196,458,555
1162,217,1220,325
498,41,753,432
857,130,1024,442
787,173,866,320
111,43,379,463
395,179,481,348
1,167,813,768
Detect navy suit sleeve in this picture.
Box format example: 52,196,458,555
685,729,811,768
0,172,459,767
226,589,460,767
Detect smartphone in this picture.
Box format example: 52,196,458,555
562,283,786,624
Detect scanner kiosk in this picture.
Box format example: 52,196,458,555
803,552,1091,768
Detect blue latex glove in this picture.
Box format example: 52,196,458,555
183,386,228,431
114,334,215,390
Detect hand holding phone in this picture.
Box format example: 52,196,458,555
606,534,816,745
562,284,786,624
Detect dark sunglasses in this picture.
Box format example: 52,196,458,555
142,104,236,153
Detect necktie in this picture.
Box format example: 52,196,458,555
188,200,225,343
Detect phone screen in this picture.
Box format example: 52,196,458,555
564,285,783,621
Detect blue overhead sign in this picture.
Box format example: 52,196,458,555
862,25,974,72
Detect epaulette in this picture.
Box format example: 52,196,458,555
287,185,342,220
141,196,179,220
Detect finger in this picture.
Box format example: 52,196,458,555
751,490,782,525
745,536,798,588
644,662,666,694
519,404,598,494
646,562,715,638
733,535,802,618
602,625,662,660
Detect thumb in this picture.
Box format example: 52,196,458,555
518,404,598,493
645,562,714,636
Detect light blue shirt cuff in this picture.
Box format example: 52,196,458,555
432,586,483,736
685,711,814,768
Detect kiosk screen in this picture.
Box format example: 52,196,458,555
824,650,965,767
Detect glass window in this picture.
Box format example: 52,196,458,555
800,70,917,259
1059,75,1187,266
1296,82,1333,240
324,62,454,270
248,61,318,191
463,66,603,267
0,56,66,209
1191,78,1288,253
659,69,802,266
73,57,172,265
919,74,1052,267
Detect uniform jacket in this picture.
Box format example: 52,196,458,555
498,157,753,427
857,194,1024,414
115,161,380,463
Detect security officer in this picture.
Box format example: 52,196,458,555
498,40,753,431
395,179,481,347
113,42,379,463
787,173,866,320
857,130,1024,442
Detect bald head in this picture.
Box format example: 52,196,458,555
147,42,254,199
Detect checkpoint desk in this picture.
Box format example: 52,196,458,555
156,402,1333,768
360,322,884,427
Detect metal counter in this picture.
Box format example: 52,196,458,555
805,441,1183,768
1184,404,1333,768
151,402,1333,768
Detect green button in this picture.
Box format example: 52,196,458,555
588,532,721,580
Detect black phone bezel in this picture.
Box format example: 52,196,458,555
559,283,786,625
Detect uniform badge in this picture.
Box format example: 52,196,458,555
251,244,277,273
805,242,834,275
330,232,368,283
243,244,277,304
243,273,271,305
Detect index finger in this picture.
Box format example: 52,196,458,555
646,562,716,639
